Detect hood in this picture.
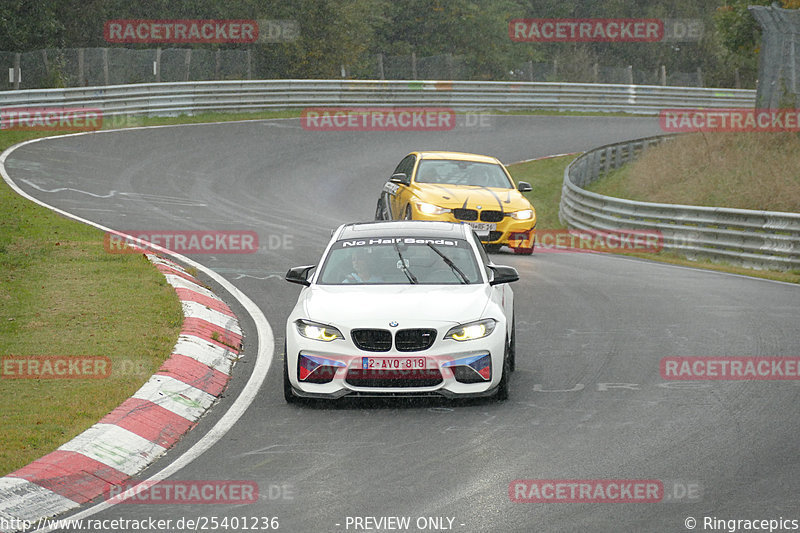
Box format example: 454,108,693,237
414,184,531,213
302,284,492,329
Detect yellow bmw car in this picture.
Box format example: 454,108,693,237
375,151,536,253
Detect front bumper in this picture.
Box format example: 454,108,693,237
409,207,535,247
286,326,506,399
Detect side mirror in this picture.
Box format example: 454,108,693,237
285,265,316,287
488,265,519,286
389,172,410,186
517,181,532,193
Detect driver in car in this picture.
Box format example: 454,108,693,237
343,248,383,283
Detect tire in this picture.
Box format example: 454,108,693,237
509,313,516,373
403,204,413,220
375,198,387,220
496,336,511,401
283,342,298,404
511,232,535,255
484,243,501,253
512,245,534,255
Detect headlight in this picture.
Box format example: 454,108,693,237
296,319,343,341
445,318,497,341
510,209,534,221
416,202,451,216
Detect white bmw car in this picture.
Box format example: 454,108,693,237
283,220,519,402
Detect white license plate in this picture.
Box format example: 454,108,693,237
466,222,496,235
362,357,427,370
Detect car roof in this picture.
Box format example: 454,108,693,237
414,151,501,165
337,220,470,240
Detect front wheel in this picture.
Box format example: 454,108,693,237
375,198,387,220
495,336,511,401
511,231,535,255
283,343,298,404
512,245,534,255
509,313,516,372
403,204,413,220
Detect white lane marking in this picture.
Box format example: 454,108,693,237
73,208,123,213
19,178,208,206
232,272,284,281
1,132,273,530
18,179,117,198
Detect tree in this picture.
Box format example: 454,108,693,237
252,0,385,79
713,0,800,88
0,0,62,51
372,0,538,80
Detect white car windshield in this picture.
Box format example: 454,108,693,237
317,237,483,285
414,160,514,188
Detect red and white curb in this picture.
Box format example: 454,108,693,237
0,253,242,531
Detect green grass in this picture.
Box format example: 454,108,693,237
583,163,633,200
507,141,800,285
586,132,800,213
0,109,307,476
0,132,184,475
508,155,575,231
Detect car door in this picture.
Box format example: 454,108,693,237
475,232,514,335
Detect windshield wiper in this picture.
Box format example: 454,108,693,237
393,242,418,284
426,242,469,284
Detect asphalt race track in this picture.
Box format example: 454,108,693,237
5,115,800,532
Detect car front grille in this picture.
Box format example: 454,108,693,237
345,369,443,388
479,210,504,222
395,329,436,352
351,329,392,352
453,208,505,223
452,208,478,221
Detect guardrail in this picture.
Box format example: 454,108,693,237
0,79,755,117
559,135,800,271
4,78,793,270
